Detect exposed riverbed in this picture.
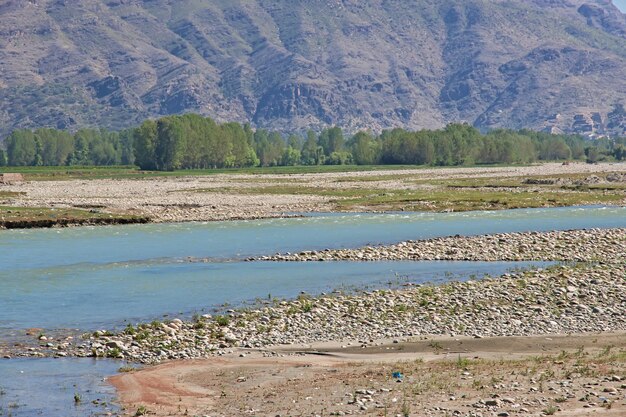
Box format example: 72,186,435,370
4,162,625,222
0,206,624,416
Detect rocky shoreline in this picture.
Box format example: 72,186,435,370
3,228,623,364
58,263,626,364
253,228,626,263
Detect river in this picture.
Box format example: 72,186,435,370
0,206,624,416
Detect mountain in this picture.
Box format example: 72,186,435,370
0,0,625,137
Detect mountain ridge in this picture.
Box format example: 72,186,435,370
0,0,625,137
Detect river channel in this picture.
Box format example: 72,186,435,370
0,206,624,416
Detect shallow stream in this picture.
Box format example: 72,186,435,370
0,206,624,416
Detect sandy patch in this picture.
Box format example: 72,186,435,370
111,332,626,416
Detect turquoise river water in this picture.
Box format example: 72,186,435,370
0,206,624,416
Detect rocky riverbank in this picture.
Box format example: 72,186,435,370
3,227,623,365
7,260,623,365
254,228,626,263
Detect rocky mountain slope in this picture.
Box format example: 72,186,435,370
0,0,625,137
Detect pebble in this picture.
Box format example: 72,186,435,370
57,259,625,365
4,228,624,365
253,228,625,264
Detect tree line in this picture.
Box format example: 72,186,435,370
1,114,624,169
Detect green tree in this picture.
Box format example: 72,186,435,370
434,134,453,166
585,146,599,164
381,129,434,165
327,151,353,165
6,130,37,166
301,130,319,165
35,128,73,165
133,120,157,170
287,134,301,150
255,130,284,166
348,131,381,165
540,137,571,160
282,146,301,166
33,136,43,166
221,122,257,167
118,129,135,165
155,117,184,171
243,123,254,147
69,129,93,165
89,131,120,165
318,126,344,156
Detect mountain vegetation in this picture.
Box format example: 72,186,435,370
0,0,625,138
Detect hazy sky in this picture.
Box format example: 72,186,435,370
614,0,626,13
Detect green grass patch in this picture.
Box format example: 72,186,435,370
0,191,25,198
335,173,424,183
2,164,427,181
335,188,623,212
0,206,148,228
189,180,624,212
1,166,144,181
416,171,626,189
206,185,384,198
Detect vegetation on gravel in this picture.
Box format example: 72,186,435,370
188,171,626,212
0,206,149,228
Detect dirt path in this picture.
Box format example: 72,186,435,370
111,332,626,416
